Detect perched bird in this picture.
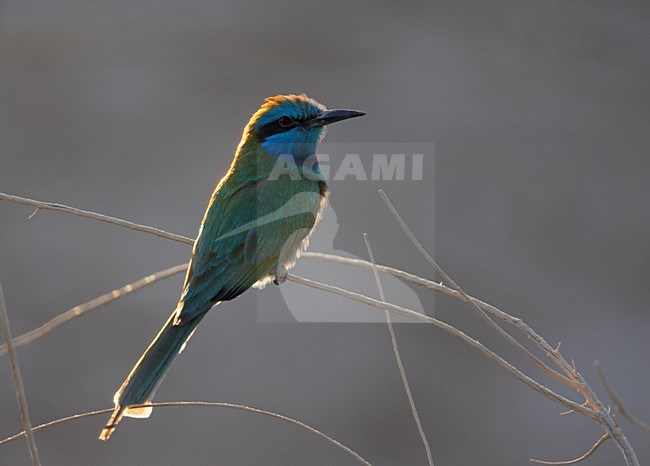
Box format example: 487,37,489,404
99,94,364,440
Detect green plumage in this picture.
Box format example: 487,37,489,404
177,149,327,324
100,94,363,440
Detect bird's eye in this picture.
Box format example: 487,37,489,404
278,115,294,127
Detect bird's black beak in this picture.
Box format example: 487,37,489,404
304,109,365,128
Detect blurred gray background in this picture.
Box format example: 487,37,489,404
1,1,649,465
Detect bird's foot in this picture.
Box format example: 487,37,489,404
273,266,288,285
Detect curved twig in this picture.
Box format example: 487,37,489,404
529,433,610,465
0,192,194,245
378,190,574,387
0,401,371,466
286,274,594,418
0,264,188,356
377,189,638,466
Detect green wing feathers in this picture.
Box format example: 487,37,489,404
175,177,324,325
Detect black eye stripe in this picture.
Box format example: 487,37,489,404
257,116,309,140
256,120,294,140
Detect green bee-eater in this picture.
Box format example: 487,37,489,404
99,94,364,440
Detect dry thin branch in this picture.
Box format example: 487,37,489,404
0,264,187,357
0,192,194,245
0,191,641,464
377,190,638,466
308,247,650,459
529,433,610,465
0,190,546,334
0,280,42,466
363,233,434,466
0,401,371,466
378,190,574,387
301,253,576,370
285,274,594,417
594,361,650,432
4,251,519,359
0,191,536,357
304,252,516,318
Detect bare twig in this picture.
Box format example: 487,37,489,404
0,192,524,356
302,252,527,325
0,191,555,342
377,190,574,387
363,233,434,466
0,280,42,466
306,248,645,455
1,191,641,464
0,192,194,245
594,361,650,432
0,402,371,466
0,264,188,357
4,252,529,360
286,274,594,418
377,190,638,466
530,433,610,465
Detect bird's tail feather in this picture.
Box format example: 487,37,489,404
99,309,206,440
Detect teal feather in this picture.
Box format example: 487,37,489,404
99,94,363,440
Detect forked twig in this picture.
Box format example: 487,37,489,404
363,233,434,466
530,433,610,465
0,264,187,356
594,361,650,432
0,281,42,466
0,402,371,466
377,189,638,466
